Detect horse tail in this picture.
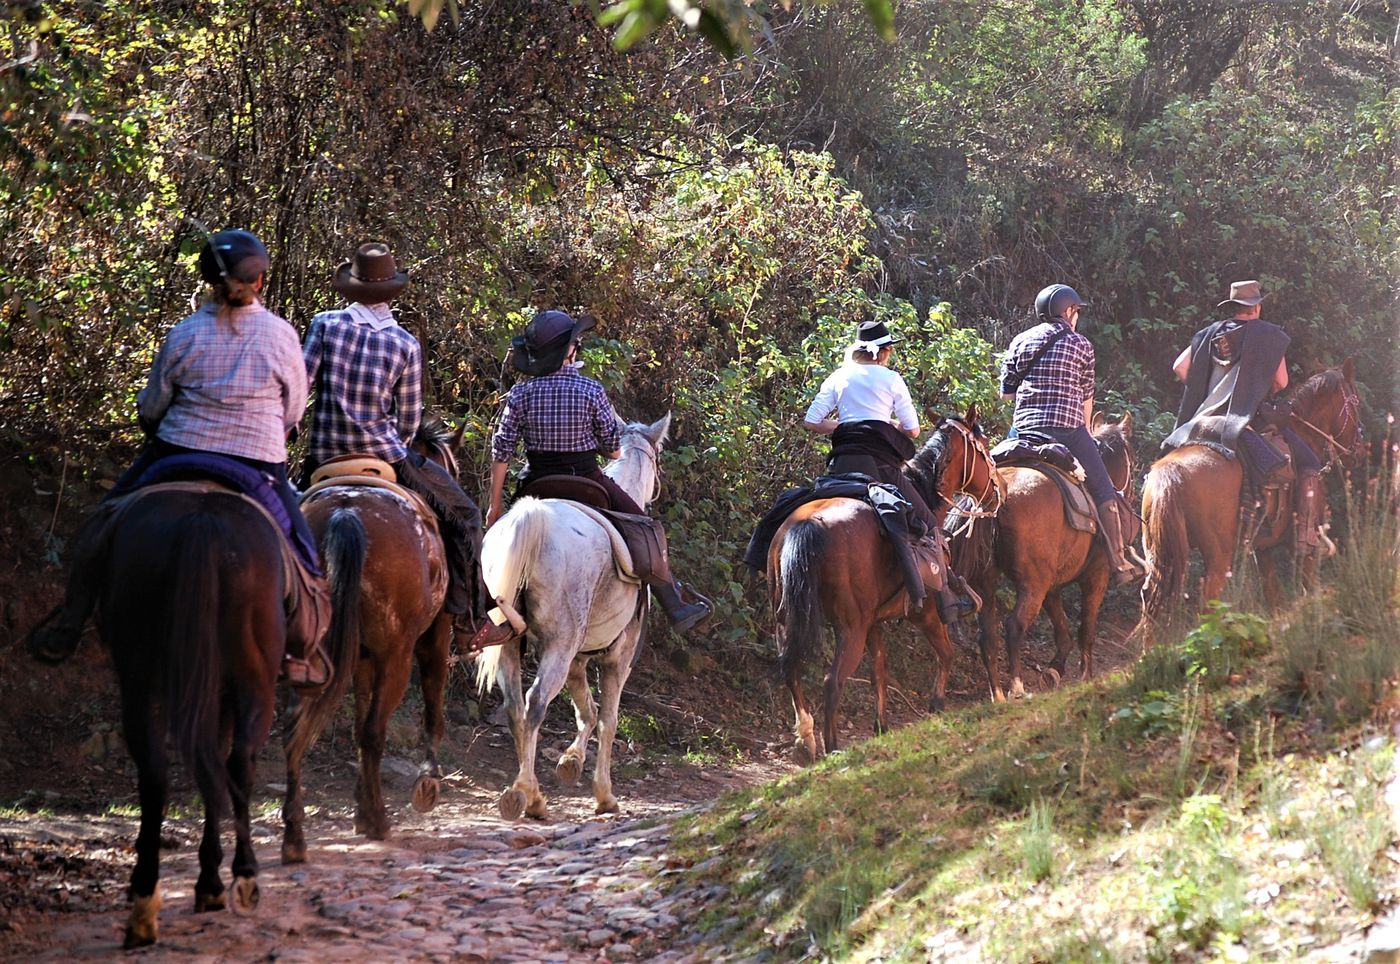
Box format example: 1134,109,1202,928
1141,464,1189,618
286,508,363,765
950,515,997,585
776,520,828,680
474,498,551,695
165,512,227,779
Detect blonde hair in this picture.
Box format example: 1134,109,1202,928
210,275,262,332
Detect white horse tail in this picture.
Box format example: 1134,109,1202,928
474,497,551,694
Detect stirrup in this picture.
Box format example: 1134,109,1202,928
675,582,714,630
463,617,521,653
279,654,329,690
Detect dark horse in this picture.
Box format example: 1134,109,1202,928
771,409,1001,761
1140,361,1364,621
100,485,288,947
952,413,1136,701
281,421,462,861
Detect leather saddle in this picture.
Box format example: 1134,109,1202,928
518,474,612,509
989,435,1097,534
517,475,651,585
302,454,440,538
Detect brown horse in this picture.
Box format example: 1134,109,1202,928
98,486,288,947
771,409,1001,761
281,421,463,861
952,413,1137,701
1140,361,1364,621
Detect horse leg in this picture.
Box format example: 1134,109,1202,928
591,630,641,815
822,620,869,753
1077,568,1109,681
354,655,412,840
780,623,820,763
1043,592,1073,685
280,690,309,865
492,641,533,821
191,719,228,913
917,611,957,712
558,656,597,788
1004,584,1046,699
1259,549,1282,611
868,625,889,736
974,569,1005,702
506,645,574,821
225,693,271,917
122,691,168,949
411,612,452,814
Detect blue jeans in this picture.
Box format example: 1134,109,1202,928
1039,425,1118,505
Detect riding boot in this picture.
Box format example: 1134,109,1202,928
1294,470,1325,557
651,579,712,633
1097,499,1143,588
24,503,119,664
607,513,712,634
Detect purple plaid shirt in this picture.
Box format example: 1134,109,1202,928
138,302,307,463
1000,320,1095,431
303,303,423,466
491,367,623,463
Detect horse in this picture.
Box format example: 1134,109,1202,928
281,420,463,861
1139,361,1364,621
474,415,670,821
770,409,1001,762
97,485,288,947
951,413,1137,701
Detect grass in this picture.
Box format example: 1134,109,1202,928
669,493,1400,961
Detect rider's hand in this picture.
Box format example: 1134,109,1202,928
485,502,503,529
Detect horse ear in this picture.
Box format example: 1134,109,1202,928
1090,410,1105,431
645,412,672,447
964,403,979,425
1342,357,1355,381
1120,410,1134,437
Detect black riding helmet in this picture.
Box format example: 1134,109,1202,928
1034,284,1086,323
198,229,270,285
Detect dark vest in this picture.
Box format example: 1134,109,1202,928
1164,318,1289,453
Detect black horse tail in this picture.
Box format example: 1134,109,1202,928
165,512,227,781
286,508,363,765
1141,465,1189,619
950,514,997,586
776,520,827,680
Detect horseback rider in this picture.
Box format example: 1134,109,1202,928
301,241,497,648
1164,279,1324,552
26,229,328,685
1000,284,1142,586
481,309,711,641
802,319,979,622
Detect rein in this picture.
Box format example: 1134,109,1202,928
615,429,662,506
1293,379,1362,472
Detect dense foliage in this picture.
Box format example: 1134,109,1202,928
1,0,1395,645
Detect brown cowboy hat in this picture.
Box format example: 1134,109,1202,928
1217,279,1267,309
332,242,410,303
509,310,597,376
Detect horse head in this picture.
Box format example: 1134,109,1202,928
413,417,462,478
907,404,1003,515
1291,358,1364,470
1091,410,1135,496
607,413,669,508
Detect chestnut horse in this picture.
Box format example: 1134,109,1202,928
98,486,288,947
281,420,462,860
771,409,1001,761
952,413,1136,701
1140,361,1363,621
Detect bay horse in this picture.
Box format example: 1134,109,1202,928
281,420,462,861
952,413,1136,701
1140,361,1363,621
771,408,1001,761
474,415,669,821
98,485,288,947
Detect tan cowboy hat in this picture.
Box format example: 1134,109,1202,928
1217,279,1266,309
331,242,410,303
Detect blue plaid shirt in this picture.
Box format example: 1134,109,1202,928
139,302,307,464
491,367,623,464
303,303,423,466
1000,320,1095,431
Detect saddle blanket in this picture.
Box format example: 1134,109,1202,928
743,473,919,572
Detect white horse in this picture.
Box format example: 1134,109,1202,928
474,414,669,820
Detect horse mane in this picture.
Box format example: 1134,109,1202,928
1093,423,1128,461
906,419,952,501
1290,368,1344,417
416,416,459,476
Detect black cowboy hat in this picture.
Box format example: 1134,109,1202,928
331,242,410,303
509,310,597,376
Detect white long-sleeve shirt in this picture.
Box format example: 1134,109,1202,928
804,361,919,431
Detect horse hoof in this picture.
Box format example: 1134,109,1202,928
791,743,816,766
411,775,440,813
194,889,225,913
280,840,307,866
525,796,550,821
556,754,584,787
124,891,161,949
499,788,527,822
927,697,946,713
1010,679,1027,699
1043,668,1061,689
595,796,619,815
230,876,259,916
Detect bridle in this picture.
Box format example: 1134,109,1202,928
935,417,1005,537
1293,377,1363,473
616,429,662,506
